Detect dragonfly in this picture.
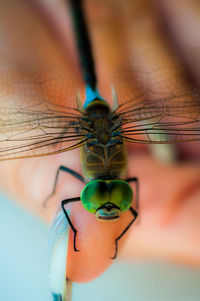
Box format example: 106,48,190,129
1,0,200,267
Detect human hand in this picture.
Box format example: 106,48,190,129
0,0,199,284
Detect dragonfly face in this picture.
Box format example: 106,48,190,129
80,179,133,221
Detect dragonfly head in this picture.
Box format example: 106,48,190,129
80,180,133,221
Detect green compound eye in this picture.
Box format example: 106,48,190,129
81,180,133,217
81,180,109,213
109,180,133,212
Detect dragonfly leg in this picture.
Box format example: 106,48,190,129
125,177,139,211
61,197,81,252
111,207,138,259
43,165,85,207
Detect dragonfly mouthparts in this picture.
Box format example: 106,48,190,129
95,202,121,221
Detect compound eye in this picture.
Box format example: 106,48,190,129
81,181,109,213
110,180,133,212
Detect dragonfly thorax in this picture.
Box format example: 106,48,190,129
81,100,127,180
86,100,111,135
93,118,110,144
85,101,112,144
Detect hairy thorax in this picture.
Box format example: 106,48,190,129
80,101,127,181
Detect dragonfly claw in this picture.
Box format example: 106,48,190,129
73,231,80,252
111,246,118,260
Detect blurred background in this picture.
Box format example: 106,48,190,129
0,0,200,300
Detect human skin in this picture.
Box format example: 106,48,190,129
0,0,199,283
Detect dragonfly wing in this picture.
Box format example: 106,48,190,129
116,89,200,143
0,107,87,160
0,62,81,109
0,62,87,160
113,50,200,144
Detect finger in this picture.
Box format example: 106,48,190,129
121,153,200,266
120,0,200,159
157,0,200,71
117,0,200,263
156,0,200,161
66,201,134,282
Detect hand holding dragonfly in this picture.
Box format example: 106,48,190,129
0,0,199,288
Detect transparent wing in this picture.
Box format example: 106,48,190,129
113,52,200,144
0,62,87,161
116,88,200,143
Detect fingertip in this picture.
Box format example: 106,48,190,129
66,203,133,282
